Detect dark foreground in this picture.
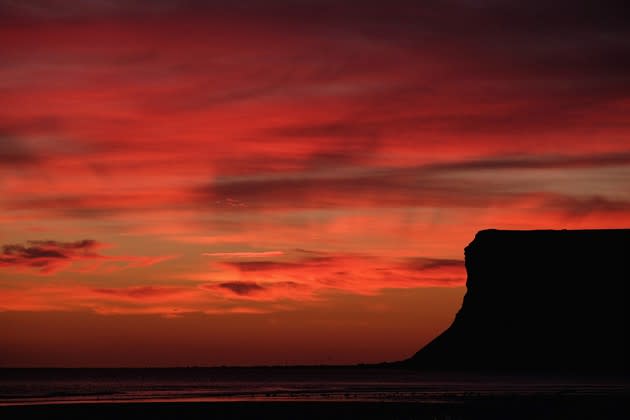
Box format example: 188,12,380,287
1,396,628,420
1,368,627,419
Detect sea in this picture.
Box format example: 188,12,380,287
0,367,626,406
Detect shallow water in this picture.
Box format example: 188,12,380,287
0,368,626,406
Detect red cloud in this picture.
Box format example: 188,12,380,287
200,280,311,301
91,286,189,299
203,251,284,258
191,252,467,302
0,239,174,275
215,281,266,296
1,239,101,273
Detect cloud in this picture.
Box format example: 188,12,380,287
0,239,101,273
220,260,319,272
0,281,282,315
1,0,628,228
200,167,502,210
216,281,266,296
0,239,173,274
543,195,630,218
0,132,46,168
198,252,467,301
91,286,188,299
403,257,464,271
200,279,313,301
425,152,630,172
203,251,284,258
5,151,629,220
0,0,179,19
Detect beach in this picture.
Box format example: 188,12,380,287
1,368,627,419
2,396,628,420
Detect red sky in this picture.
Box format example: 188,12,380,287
1,0,629,366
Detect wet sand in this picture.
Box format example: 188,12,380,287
2,368,627,418
1,395,628,420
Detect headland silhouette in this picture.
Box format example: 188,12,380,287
404,229,629,373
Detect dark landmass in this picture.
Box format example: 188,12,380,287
406,229,629,373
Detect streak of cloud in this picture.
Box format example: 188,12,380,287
202,251,284,258
0,239,174,274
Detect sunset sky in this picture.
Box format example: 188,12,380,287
1,1,629,367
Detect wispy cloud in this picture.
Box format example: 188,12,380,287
215,281,266,296
1,239,101,274
192,252,467,302
202,251,284,258
91,286,189,300
0,239,174,274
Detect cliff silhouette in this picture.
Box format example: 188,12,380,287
406,229,629,373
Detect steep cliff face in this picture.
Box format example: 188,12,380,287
407,229,629,372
